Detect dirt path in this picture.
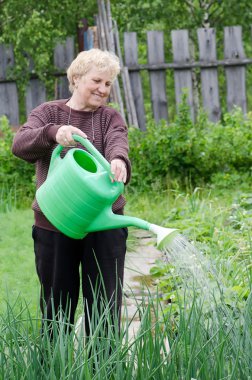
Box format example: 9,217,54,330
75,230,165,344
121,229,163,339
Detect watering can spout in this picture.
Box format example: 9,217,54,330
85,209,150,233
148,223,179,249
86,210,179,249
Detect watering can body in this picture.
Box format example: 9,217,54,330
36,135,149,239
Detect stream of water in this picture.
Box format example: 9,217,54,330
162,233,248,357
163,234,224,309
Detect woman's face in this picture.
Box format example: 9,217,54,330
74,67,113,111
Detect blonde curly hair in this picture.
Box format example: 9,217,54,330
67,49,120,93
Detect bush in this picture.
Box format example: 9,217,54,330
0,116,35,206
128,104,252,190
1,103,252,206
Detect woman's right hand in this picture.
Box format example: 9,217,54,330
56,125,87,146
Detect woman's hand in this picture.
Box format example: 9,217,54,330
56,125,87,146
111,159,127,183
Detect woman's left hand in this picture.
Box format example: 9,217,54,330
111,159,127,183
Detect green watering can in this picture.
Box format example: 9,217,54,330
36,135,178,249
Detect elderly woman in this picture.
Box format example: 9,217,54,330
12,49,131,335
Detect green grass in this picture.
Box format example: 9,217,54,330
0,287,251,379
0,209,39,314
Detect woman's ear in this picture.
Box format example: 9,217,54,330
73,75,80,89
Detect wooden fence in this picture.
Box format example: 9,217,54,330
124,26,252,130
0,37,76,127
0,25,252,129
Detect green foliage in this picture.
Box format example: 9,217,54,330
1,289,251,379
1,100,252,208
128,103,252,190
112,0,252,35
0,0,97,88
0,116,35,206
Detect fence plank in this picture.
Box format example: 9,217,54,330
124,32,146,130
147,31,168,123
25,79,46,117
54,37,75,99
0,44,19,125
197,28,220,122
25,57,46,116
113,20,138,127
224,26,247,113
171,30,194,120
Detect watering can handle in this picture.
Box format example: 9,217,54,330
72,134,111,173
49,134,112,176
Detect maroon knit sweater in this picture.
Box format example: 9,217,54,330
12,99,131,232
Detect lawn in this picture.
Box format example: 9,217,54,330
0,209,40,314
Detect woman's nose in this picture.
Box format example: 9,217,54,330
98,83,108,94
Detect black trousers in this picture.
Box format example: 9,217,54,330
32,225,127,336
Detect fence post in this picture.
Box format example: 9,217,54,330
224,26,247,113
147,31,168,123
171,29,194,121
124,32,146,130
54,37,75,99
197,28,220,122
0,44,19,126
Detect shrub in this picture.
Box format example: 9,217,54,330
1,102,252,206
0,116,35,206
128,104,252,190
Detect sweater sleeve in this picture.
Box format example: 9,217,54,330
12,103,62,163
103,109,131,185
